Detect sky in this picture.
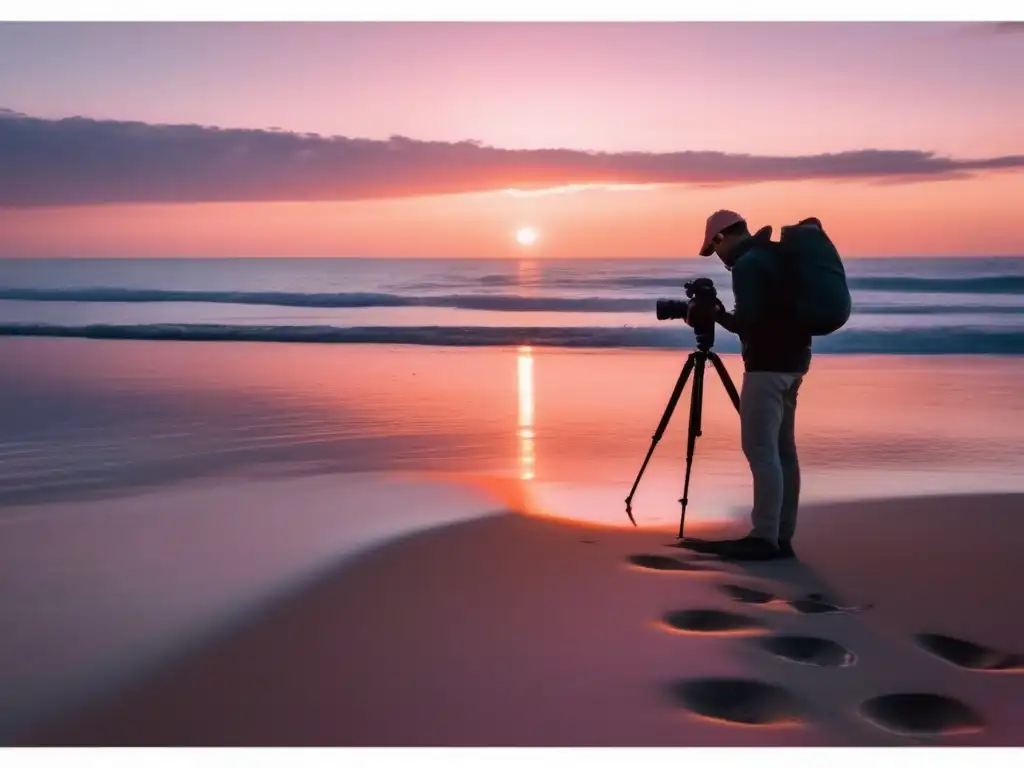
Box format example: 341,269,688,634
1,21,1023,258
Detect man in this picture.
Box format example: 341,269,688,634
683,210,812,561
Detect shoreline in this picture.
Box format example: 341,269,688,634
18,492,1024,746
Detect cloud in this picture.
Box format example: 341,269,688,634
991,22,1024,33
1,111,1022,208
503,183,664,197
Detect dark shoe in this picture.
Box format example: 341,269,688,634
677,537,730,554
777,540,797,559
679,536,779,560
715,536,781,561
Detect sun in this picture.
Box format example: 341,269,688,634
515,227,538,247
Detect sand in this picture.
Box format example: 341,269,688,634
14,493,1024,747
0,472,506,741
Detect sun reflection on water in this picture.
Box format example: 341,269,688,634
517,345,536,481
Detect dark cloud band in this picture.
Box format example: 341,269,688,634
2,111,1022,207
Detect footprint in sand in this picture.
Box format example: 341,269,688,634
717,583,779,605
786,597,868,615
667,678,805,726
661,608,767,636
716,582,871,615
753,635,858,668
858,692,984,737
626,554,718,573
913,632,1024,672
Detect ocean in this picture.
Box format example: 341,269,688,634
3,255,1024,513
2,256,1024,353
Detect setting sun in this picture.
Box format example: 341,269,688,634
515,227,538,247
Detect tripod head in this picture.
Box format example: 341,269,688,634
655,277,718,353
694,327,715,354
683,278,718,353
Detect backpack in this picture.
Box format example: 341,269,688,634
774,217,851,336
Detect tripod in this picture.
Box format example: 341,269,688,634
624,332,741,538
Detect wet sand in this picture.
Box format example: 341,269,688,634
18,493,1024,746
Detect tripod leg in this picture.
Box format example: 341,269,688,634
624,353,696,525
707,351,741,414
678,354,706,538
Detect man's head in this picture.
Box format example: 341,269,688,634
699,210,751,269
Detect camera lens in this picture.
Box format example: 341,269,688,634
656,299,688,321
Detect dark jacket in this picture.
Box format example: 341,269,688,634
716,228,812,373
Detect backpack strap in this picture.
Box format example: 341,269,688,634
771,225,801,321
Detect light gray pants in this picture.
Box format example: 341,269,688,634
740,372,803,548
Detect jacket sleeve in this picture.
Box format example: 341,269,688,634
716,301,739,334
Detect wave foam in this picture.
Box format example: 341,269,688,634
2,285,1023,315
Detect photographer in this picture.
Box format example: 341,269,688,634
684,210,812,561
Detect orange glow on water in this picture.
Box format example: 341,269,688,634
8,339,1024,529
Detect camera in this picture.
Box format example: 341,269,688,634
655,278,719,351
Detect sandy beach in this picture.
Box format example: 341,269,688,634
17,491,1024,747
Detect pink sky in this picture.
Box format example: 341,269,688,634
1,22,1023,258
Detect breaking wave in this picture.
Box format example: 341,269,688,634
0,287,648,312
1,286,1022,315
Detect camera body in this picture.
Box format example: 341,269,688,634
655,277,719,350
